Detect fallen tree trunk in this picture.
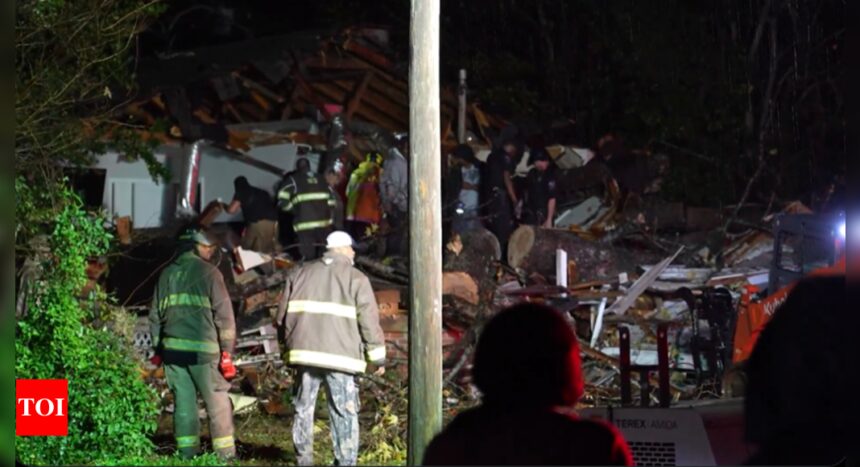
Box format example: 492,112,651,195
508,225,638,282
443,227,500,281
355,256,409,284
442,272,479,305
442,227,500,327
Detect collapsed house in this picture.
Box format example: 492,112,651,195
78,26,845,425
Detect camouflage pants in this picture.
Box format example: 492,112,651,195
293,367,359,466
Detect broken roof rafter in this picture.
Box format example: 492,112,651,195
109,27,506,150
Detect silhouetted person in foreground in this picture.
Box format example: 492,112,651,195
423,303,633,465
744,276,856,465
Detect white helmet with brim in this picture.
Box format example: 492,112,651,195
326,231,354,249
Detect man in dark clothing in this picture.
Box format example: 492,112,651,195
744,276,854,465
449,144,482,234
481,139,519,260
223,176,279,254
278,160,336,261
276,159,313,255
423,303,632,465
324,167,345,230
522,147,558,228
380,135,409,257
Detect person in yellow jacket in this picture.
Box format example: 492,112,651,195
345,152,383,240
275,230,386,466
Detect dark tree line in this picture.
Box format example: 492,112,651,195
436,0,845,208
138,0,845,207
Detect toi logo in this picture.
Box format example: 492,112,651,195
16,379,68,436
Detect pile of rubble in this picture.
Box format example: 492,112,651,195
125,194,818,417
430,198,827,408
104,22,838,413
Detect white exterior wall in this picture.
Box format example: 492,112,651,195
92,143,320,228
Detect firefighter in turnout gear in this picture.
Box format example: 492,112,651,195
274,230,387,466
148,228,237,460
278,160,336,261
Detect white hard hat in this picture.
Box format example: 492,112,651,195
326,231,354,249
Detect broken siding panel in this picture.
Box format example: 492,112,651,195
93,151,173,228
91,143,317,227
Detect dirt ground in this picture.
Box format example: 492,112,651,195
153,377,410,466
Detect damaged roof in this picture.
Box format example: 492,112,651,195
109,27,508,154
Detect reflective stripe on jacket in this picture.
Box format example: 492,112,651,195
278,169,335,232
275,252,386,374
148,251,236,361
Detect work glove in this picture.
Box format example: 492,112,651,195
219,351,237,380
149,354,162,367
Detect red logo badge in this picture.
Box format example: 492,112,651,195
16,379,68,436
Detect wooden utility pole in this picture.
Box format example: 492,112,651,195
408,0,442,464
457,69,467,143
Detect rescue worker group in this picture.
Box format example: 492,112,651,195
148,139,558,463
149,228,385,464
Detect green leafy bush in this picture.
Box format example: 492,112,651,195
101,452,229,466
358,385,407,465
15,179,159,465
357,401,407,465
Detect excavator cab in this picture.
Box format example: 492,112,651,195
769,212,844,293
732,211,845,366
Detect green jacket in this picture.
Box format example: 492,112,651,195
149,250,236,364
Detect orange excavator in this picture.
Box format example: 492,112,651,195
731,211,846,364
581,212,847,466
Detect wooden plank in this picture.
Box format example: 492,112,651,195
304,55,372,71
280,85,303,120
116,216,132,245
312,82,404,131
236,102,268,122
344,39,395,71
198,200,225,227
333,48,408,93
292,54,333,121
243,291,269,314
227,130,252,151
192,108,217,124
346,71,374,120
367,76,409,107
232,71,286,103
408,0,442,462
249,90,272,112
223,102,246,123
328,79,409,123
